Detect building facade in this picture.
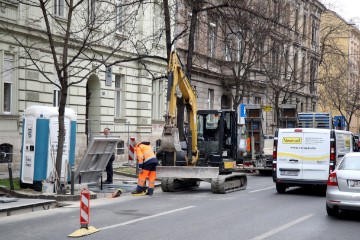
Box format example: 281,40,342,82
0,0,327,172
318,10,360,132
0,0,168,171
174,0,326,135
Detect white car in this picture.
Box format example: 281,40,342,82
326,152,360,216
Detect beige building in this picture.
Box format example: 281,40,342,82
318,10,360,132
0,1,167,171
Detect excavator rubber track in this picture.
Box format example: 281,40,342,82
211,173,247,193
160,173,247,194
161,177,201,192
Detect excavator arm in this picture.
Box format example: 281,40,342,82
161,51,198,165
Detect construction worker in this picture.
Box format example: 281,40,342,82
103,127,115,184
132,141,159,196
246,137,251,152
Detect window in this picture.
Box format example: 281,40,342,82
284,48,289,79
254,97,261,104
271,44,280,73
115,75,124,118
0,144,12,163
54,0,65,17
209,22,216,57
152,79,165,120
194,18,200,52
273,0,280,22
295,9,299,33
117,140,124,155
116,0,123,33
3,54,14,114
208,89,214,110
53,69,61,107
53,90,60,107
309,58,317,94
293,51,298,78
311,17,319,45
302,14,307,38
301,53,306,84
225,40,232,61
88,0,95,25
237,33,242,62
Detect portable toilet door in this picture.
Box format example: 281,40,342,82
20,111,39,188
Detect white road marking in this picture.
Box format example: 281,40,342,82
250,214,314,240
100,206,196,230
250,186,275,193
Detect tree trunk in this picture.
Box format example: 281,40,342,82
55,85,68,193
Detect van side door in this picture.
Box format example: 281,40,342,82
302,131,330,181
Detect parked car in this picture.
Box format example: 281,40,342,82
326,152,360,216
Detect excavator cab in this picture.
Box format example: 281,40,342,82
157,109,247,193
197,110,238,174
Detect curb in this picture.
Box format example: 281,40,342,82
0,186,96,202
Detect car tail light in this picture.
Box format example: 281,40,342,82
329,140,336,173
327,172,338,186
273,139,278,159
330,141,335,161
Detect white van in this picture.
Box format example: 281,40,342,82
272,128,357,193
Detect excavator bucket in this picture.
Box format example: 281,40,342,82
161,126,182,152
157,166,219,179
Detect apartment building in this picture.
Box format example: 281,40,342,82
174,0,325,134
0,1,167,171
318,10,360,132
0,0,327,171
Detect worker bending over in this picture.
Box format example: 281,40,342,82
132,141,159,196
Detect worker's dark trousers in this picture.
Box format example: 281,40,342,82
106,160,113,182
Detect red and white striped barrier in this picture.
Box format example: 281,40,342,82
129,137,136,166
68,189,99,237
80,189,90,229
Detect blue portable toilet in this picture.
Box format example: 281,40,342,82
20,105,77,190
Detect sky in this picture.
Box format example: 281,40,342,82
320,0,360,23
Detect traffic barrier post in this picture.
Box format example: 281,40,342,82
68,189,99,238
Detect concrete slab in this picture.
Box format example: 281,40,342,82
0,198,56,217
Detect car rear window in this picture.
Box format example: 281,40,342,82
338,157,360,170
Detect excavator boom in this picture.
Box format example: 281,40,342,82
161,51,198,164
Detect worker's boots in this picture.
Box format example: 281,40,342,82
146,188,154,196
131,186,146,196
131,190,146,195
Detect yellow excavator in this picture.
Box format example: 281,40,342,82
157,51,247,193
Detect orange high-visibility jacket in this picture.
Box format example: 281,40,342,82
246,138,251,152
135,143,157,166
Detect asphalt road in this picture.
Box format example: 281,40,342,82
1,174,359,240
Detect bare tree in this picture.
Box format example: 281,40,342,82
180,0,317,129
3,0,165,192
318,11,360,130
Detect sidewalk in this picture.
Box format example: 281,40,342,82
0,159,145,217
